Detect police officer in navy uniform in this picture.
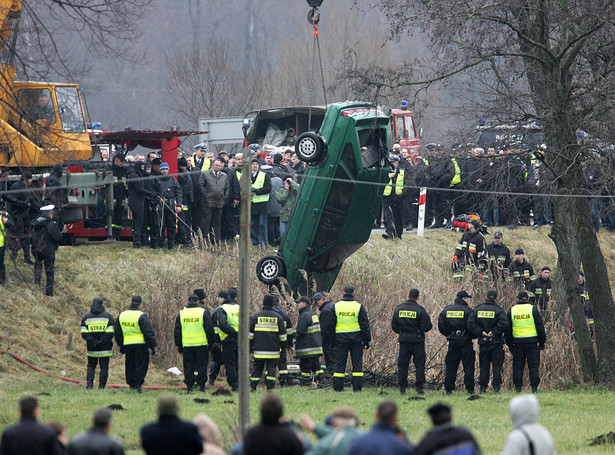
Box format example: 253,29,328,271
391,288,432,395
80,297,115,390
329,285,371,392
115,295,157,392
506,291,546,393
174,294,216,393
467,289,509,393
438,290,476,394
212,289,240,391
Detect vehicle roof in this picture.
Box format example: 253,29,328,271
245,106,327,119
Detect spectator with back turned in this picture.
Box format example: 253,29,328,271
80,297,115,390
212,289,240,391
438,290,476,394
392,288,432,395
502,395,556,455
314,292,336,377
67,407,125,455
467,290,509,393
0,210,15,286
115,295,157,392
414,403,481,455
294,296,323,385
31,204,63,297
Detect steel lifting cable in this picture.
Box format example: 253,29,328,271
308,8,327,131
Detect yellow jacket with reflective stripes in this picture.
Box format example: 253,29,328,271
191,155,211,171
251,171,269,204
383,169,405,197
331,297,371,345
118,310,145,345
450,158,461,187
179,306,209,347
506,302,546,346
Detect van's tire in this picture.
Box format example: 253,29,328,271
256,255,286,284
295,132,326,163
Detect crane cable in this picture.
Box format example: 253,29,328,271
307,7,328,131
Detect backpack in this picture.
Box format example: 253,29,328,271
31,223,48,255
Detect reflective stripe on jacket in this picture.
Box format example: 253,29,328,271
252,171,269,204
180,306,208,347
511,304,538,338
335,300,361,333
383,169,405,196
119,310,145,345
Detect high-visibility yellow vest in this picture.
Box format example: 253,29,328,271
191,155,211,171
119,310,145,345
335,300,361,333
450,158,461,187
217,304,239,341
383,169,405,196
252,171,269,204
0,219,5,248
180,306,208,347
236,170,242,181
511,304,538,338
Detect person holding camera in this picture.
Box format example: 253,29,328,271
275,176,300,238
467,289,509,393
437,291,477,394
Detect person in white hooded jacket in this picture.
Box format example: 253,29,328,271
502,394,555,455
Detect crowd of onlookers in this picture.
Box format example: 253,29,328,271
1,392,556,455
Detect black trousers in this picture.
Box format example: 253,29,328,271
86,356,110,388
202,206,223,245
268,216,281,246
221,204,237,240
183,346,209,389
478,344,505,389
124,345,149,389
333,341,363,391
250,358,278,390
143,202,161,247
322,340,336,375
0,246,5,285
191,201,203,234
398,341,426,390
208,343,224,382
444,341,475,393
383,198,404,238
299,356,321,385
161,200,177,248
34,256,54,296
128,197,145,246
10,214,31,259
221,339,238,388
278,347,289,385
178,209,192,245
512,343,540,388
112,199,124,238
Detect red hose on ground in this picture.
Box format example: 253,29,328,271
0,350,222,390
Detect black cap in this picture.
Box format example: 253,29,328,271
193,289,206,301
152,158,161,166
218,290,229,299
228,287,238,299
541,266,551,272
515,248,524,255
312,292,324,302
252,158,260,164
517,291,529,301
494,231,503,238
113,153,124,162
470,219,480,228
579,270,585,277
263,295,275,307
188,294,198,302
92,297,104,305
456,290,472,299
408,288,420,298
178,157,188,167
132,295,142,304
487,290,498,300
296,296,311,305
344,285,355,294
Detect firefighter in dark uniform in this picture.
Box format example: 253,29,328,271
115,295,157,392
485,231,511,282
578,271,594,336
314,292,336,376
111,153,127,240
467,289,509,393
391,288,433,395
158,162,182,249
506,291,546,393
272,295,294,387
212,289,240,391
80,297,115,390
294,296,323,385
382,155,407,239
508,248,536,289
249,295,287,391
329,285,371,392
527,266,553,314
4,170,37,264
451,219,486,280
0,210,14,286
174,294,216,393
438,290,476,394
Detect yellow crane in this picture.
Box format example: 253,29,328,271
0,0,91,169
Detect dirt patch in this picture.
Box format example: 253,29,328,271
467,395,482,401
407,396,426,401
37,392,51,396
590,432,615,446
193,398,210,404
107,404,125,411
223,400,235,404
212,388,232,396
379,390,388,395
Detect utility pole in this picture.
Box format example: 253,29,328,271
238,137,251,436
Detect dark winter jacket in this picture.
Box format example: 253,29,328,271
508,259,535,288
527,276,553,312
114,305,157,350
454,230,486,266
140,415,203,455
158,175,182,206
173,302,216,350
6,180,39,218
505,302,547,347
0,415,63,455
329,295,371,346
249,306,287,359
467,299,509,346
111,162,127,202
250,171,272,215
294,306,323,358
486,242,511,270
222,166,240,203
176,170,193,207
80,302,115,357
438,299,475,342
44,166,67,207
318,300,336,345
414,423,481,455
30,215,63,260
67,427,125,455
427,158,455,188
275,179,300,223
213,298,240,341
348,423,413,455
391,298,433,343
243,422,304,455
273,306,295,341
127,163,150,202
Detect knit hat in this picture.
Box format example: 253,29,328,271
541,266,551,272
193,289,206,301
131,295,142,305
92,297,104,305
228,287,238,299
344,285,355,294
312,292,324,302
188,294,198,302
159,162,170,171
152,158,161,166
263,295,275,307
218,290,229,299
178,157,188,167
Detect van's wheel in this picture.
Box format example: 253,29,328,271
295,132,326,163
256,255,286,285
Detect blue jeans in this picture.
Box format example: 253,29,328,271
280,221,288,236
250,213,268,248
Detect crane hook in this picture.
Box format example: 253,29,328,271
307,8,320,26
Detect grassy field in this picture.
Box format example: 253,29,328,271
2,226,615,453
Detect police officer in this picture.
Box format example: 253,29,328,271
391,288,432,395
382,155,406,239
80,297,115,389
249,295,287,391
506,291,546,393
314,292,336,376
212,290,240,391
115,295,157,392
294,296,323,385
329,285,371,392
30,204,63,296
467,290,509,393
272,295,294,387
438,290,476,394
174,294,216,393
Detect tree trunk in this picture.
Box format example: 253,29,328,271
550,198,598,381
